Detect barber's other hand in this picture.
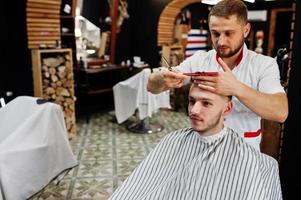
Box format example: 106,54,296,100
193,58,241,96
161,69,188,89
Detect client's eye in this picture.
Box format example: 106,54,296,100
202,101,211,107
188,98,195,105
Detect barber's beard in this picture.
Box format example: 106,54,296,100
216,38,244,58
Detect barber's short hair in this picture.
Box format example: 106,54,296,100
208,0,248,25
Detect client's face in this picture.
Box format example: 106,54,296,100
188,84,232,136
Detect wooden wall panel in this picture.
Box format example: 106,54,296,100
157,0,201,46
26,0,61,49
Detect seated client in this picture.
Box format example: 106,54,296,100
108,83,282,200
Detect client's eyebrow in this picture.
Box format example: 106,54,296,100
189,96,214,102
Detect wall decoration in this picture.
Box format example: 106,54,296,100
254,30,264,54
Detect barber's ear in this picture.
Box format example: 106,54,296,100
243,23,251,38
223,101,233,116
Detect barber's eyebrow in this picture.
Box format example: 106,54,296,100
211,29,236,33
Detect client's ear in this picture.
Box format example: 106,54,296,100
223,101,233,116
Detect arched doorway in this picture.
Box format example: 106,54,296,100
157,0,201,46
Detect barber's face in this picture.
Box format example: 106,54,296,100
188,85,232,135
209,15,250,58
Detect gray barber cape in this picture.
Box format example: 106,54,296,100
109,127,282,200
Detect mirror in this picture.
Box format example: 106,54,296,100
75,0,122,64
75,0,107,62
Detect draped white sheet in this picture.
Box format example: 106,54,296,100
113,68,170,124
0,96,77,200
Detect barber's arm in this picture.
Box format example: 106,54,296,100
233,83,287,122
147,68,188,94
194,58,288,122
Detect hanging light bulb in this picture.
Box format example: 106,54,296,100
202,0,220,5
202,0,255,5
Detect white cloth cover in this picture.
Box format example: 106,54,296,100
113,68,170,124
0,96,77,200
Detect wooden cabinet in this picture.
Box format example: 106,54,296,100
60,0,77,69
78,63,148,95
31,48,76,139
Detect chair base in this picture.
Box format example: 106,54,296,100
127,117,163,134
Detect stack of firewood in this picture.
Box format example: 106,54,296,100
37,50,76,139
26,0,61,49
32,49,76,139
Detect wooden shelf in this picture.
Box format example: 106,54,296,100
60,0,77,71
60,15,74,19
87,88,113,95
82,65,128,74
61,33,75,36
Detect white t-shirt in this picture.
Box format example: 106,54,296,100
176,44,285,149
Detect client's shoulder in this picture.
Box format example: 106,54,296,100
226,127,279,167
163,127,195,142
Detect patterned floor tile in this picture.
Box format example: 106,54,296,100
117,159,144,176
77,160,113,178
71,177,113,199
115,134,145,146
64,167,78,179
81,146,113,161
116,145,147,159
28,109,189,199
29,179,71,200
84,134,113,146
115,175,129,190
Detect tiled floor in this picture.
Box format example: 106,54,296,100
30,109,190,200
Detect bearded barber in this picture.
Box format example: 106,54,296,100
147,0,288,149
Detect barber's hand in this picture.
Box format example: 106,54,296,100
192,58,241,96
161,68,188,89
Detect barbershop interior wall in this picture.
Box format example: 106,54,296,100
0,0,294,98
0,0,33,98
81,0,293,67
112,0,293,67
82,0,170,67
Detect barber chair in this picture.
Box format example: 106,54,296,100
113,68,170,134
276,46,291,84
0,96,77,200
0,90,13,108
260,47,291,159
126,111,164,134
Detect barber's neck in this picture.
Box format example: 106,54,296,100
221,48,243,70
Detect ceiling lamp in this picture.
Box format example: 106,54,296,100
202,0,255,5
202,0,220,5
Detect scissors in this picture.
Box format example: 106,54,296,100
161,55,173,71
161,56,218,76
